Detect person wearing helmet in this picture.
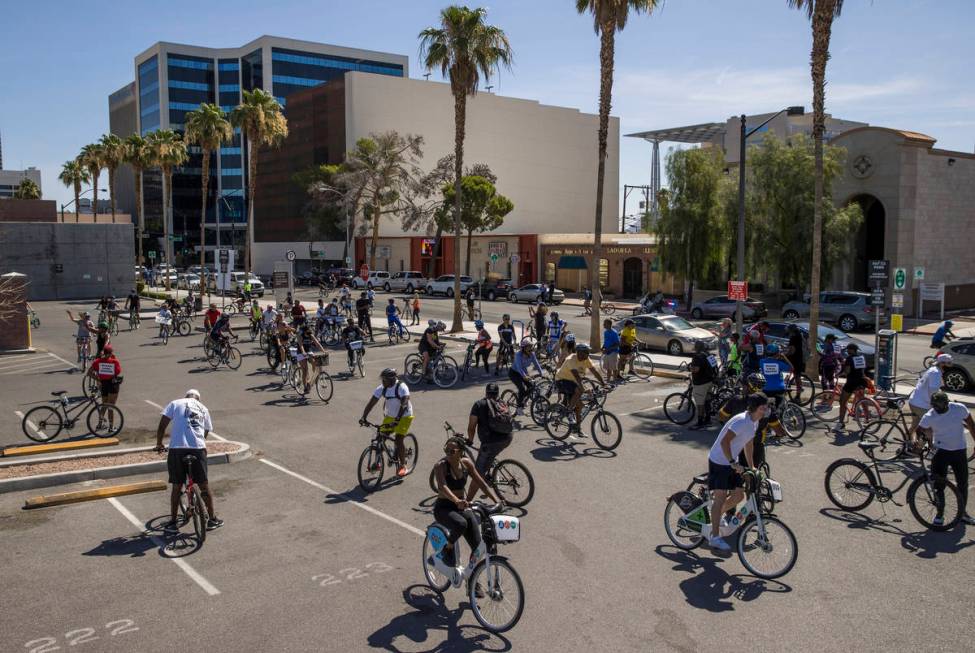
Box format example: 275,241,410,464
835,343,868,432
419,319,444,382
66,309,97,368
931,320,956,349
559,331,577,366
295,317,326,395
360,369,414,477
155,303,173,343
93,319,111,358
510,338,543,413
719,373,767,423
250,299,262,329
124,288,141,328
689,340,719,430
545,311,566,359
601,319,621,383
473,320,493,372
467,382,515,479
554,342,605,430
341,316,367,369
819,333,842,391
916,391,975,526
908,352,954,440
725,332,742,377
757,342,792,427
740,327,766,377
269,312,295,372
495,314,516,375
385,298,405,340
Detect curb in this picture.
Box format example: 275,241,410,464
0,349,37,356
652,369,689,381
1,438,120,458
0,440,251,495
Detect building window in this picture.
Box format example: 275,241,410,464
545,263,556,282
599,259,609,288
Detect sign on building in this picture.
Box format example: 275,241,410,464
913,267,925,281
488,242,508,258
420,238,436,257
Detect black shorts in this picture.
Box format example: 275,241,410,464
99,378,121,397
842,379,867,394
556,379,578,396
707,459,742,491
620,343,633,356
167,448,208,486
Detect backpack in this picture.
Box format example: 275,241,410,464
486,398,514,435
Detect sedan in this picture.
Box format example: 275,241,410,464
508,284,565,304
614,314,718,356
177,273,201,290
754,320,875,370
690,295,767,320
929,338,975,392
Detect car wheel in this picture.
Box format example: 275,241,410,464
406,284,413,293
447,287,454,298
943,368,971,392
691,308,703,319
838,314,858,332
426,286,434,295
487,290,496,301
668,340,684,356
384,282,391,292
783,310,800,320
509,293,518,303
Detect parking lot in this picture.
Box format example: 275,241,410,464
2,292,973,652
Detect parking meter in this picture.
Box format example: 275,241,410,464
875,329,897,392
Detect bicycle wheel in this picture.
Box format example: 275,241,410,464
778,402,806,440
787,374,815,406
529,397,550,426
663,392,695,425
207,348,222,369
249,322,259,341
403,354,424,383
87,403,123,438
191,485,208,543
162,327,170,345
858,420,905,462
736,515,798,580
399,328,412,343
316,372,334,402
434,358,459,388
626,352,653,380
428,467,439,494
387,328,399,345
203,337,214,360
401,434,419,475
421,528,452,592
852,398,882,430
491,460,535,507
468,558,525,633
259,331,268,350
357,444,385,492
544,404,573,440
82,373,99,400
590,410,622,450
356,355,365,378
823,458,876,511
808,390,840,424
226,347,242,370
22,405,63,442
290,365,305,393
907,474,962,531
500,389,519,414
663,493,706,550
111,320,119,336
922,355,935,370
176,319,191,337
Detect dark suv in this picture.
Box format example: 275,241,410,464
475,278,514,301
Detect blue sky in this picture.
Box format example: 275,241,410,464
1,0,972,211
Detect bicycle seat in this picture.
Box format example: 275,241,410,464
692,473,709,484
858,441,881,452
51,390,67,396
182,454,198,463
886,398,905,409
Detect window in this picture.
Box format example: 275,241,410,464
598,259,609,288
829,295,860,305
952,343,975,356
765,323,788,338
545,263,556,282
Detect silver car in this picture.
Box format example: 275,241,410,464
932,338,975,392
690,295,767,320
781,291,875,332
508,284,565,304
614,314,717,356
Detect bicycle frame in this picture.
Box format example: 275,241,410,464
675,473,768,536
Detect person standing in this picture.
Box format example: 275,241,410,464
547,280,556,304
467,382,514,479
908,354,953,442
785,324,806,395
89,344,122,430
411,291,421,326
356,292,374,342
583,286,593,316
915,391,975,526
717,318,733,367
601,318,621,383
819,333,842,391
688,341,718,430
530,299,547,341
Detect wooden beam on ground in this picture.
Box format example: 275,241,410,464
2,438,119,458
23,480,167,509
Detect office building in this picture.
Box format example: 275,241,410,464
0,167,42,199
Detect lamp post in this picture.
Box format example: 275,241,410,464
734,106,805,335
60,187,106,222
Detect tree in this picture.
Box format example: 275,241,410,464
789,0,844,377
185,103,234,293
12,178,41,199
439,175,513,275
146,129,187,290
230,89,289,275
77,143,105,222
419,5,513,332
654,147,726,307
99,133,126,223
58,160,89,223
576,0,661,349
294,163,347,260
124,134,151,267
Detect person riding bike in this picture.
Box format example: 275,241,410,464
473,320,493,372
931,320,956,349
619,319,638,372
262,304,278,334
269,313,294,372
495,314,516,375
546,311,566,358
156,304,173,340
510,338,543,413
758,343,792,412
419,320,445,382
467,382,515,479
385,298,406,339
341,317,367,368
835,343,868,432
908,353,954,446
209,311,235,351
740,327,766,377
360,368,415,477
124,289,141,323
355,291,372,336
67,310,96,363
94,320,111,357
554,343,605,429
819,332,842,391
295,319,326,394
688,341,718,430
559,332,576,366
204,303,221,331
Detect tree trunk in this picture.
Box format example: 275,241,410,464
245,134,256,275
109,168,116,223
134,169,144,268
369,198,381,272
589,23,616,350
465,229,474,277
200,150,210,295
450,92,467,332
428,224,443,280
162,169,171,290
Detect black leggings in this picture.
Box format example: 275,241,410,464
475,347,491,368
433,499,481,551
509,370,528,407
931,448,969,517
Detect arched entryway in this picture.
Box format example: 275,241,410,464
622,257,643,298
850,194,886,291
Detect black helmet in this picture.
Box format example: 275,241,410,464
694,341,708,353
575,343,591,354
746,372,766,391
931,391,950,414
380,368,397,380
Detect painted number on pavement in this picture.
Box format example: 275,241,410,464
312,562,394,587
25,620,139,652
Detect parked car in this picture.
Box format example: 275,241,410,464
690,295,767,320
352,271,391,290
753,320,875,370
507,283,564,304
385,271,428,293
153,265,179,286
210,271,265,296
297,270,322,286
425,274,475,297
614,314,717,356
186,265,213,277
929,338,975,392
781,291,875,332
325,267,355,286
177,273,201,290
475,278,514,301
134,265,147,280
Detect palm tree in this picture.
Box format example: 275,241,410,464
146,129,188,290
58,160,89,223
77,143,105,222
124,134,151,268
419,5,513,332
99,134,126,223
789,0,843,377
185,104,233,294
13,178,41,199
230,89,289,275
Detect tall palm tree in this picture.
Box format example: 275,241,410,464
185,104,233,294
577,0,659,349
419,5,513,332
124,134,152,268
58,160,89,223
146,129,188,290
789,0,843,377
77,143,105,223
99,133,126,223
230,89,289,275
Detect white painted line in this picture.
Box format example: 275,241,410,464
107,497,221,596
14,410,37,435
0,354,33,366
144,399,228,442
45,351,78,369
0,362,66,376
0,357,56,371
259,458,425,537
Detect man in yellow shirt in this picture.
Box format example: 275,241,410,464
555,343,605,426
619,319,638,374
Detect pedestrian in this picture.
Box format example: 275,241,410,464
89,344,123,430
915,391,975,526
356,292,374,342
688,341,718,430
908,354,953,443
531,298,547,341
547,280,556,304
583,286,593,316
717,318,733,367
785,324,805,394
466,288,477,321
467,382,514,479
601,318,620,382
411,291,421,326
819,333,841,390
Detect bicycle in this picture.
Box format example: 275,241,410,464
356,420,419,493
500,376,556,427
127,309,141,330
808,381,881,431
617,349,654,381
171,313,192,337
290,352,334,402
465,305,482,321
387,322,412,345
824,441,962,531
600,302,617,316
543,384,622,450
495,341,514,375
206,335,242,370
29,309,40,329
427,422,535,507
346,340,366,378
21,390,124,442
100,310,120,336
663,469,796,579
422,501,525,633
155,315,172,345
76,337,92,372
404,349,459,388
784,369,815,406
156,449,209,544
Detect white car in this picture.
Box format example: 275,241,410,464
425,275,475,297
177,273,201,290
210,271,264,296
384,271,428,293
352,271,391,290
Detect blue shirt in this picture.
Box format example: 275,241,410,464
385,304,397,318
547,320,565,340
512,350,543,378
932,325,950,345
759,357,790,392
602,329,620,354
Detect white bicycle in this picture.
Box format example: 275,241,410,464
155,315,172,345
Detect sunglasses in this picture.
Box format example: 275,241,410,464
444,447,461,454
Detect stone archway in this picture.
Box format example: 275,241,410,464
850,194,886,291
622,257,643,298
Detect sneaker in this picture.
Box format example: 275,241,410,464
441,547,456,567
206,517,224,531
962,515,975,526
932,516,945,527
708,536,732,552
396,466,409,477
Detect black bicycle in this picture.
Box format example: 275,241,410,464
21,391,123,442
357,420,419,493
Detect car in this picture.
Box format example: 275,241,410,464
781,291,875,332
297,270,322,286
324,267,355,286
475,278,514,301
507,283,565,304
210,271,265,297
425,274,475,297
134,265,147,280
177,273,201,290
929,338,975,392
752,320,875,370
384,271,428,293
690,295,767,320
186,265,213,277
614,314,717,356
352,271,391,290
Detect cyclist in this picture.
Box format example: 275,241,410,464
931,320,956,349
908,353,953,443
341,317,367,369
759,343,792,409
546,311,566,359
706,394,769,552
261,303,278,334
249,299,262,331
314,298,328,331
66,310,96,365
242,278,252,302
154,389,222,532
601,318,621,383
367,286,376,309
203,303,221,330
819,333,842,391
94,320,111,357
473,320,493,372
290,300,306,325
467,382,514,479
360,368,414,477
209,310,236,352
688,341,718,430
156,304,173,341
619,319,638,374
725,332,742,377
554,343,605,428
89,344,122,430
269,312,294,372
341,288,353,318
835,343,868,432
785,324,806,395
124,289,141,326
355,292,372,338
295,318,326,394
740,327,765,378
419,319,444,382
385,298,406,340
915,391,975,526
559,331,576,366
495,315,516,375
529,298,547,341
510,338,543,413
583,286,593,316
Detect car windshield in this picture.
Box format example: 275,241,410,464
812,324,848,340
662,317,694,331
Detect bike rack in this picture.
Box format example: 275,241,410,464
511,319,526,343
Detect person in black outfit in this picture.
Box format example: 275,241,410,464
547,280,556,304
836,343,868,431
341,317,367,368
355,292,373,342
785,324,806,395
688,341,718,430
495,315,516,375
467,383,514,478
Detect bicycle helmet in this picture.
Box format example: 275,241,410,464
81,311,90,318
474,320,484,329
765,343,779,355
551,312,559,319
98,321,109,329
436,320,446,331
937,353,953,364
380,367,398,379
520,338,534,349
102,345,114,355
945,320,954,327
748,328,760,338
502,314,510,321
931,391,950,414
575,343,591,354
846,343,859,352
746,372,766,391
428,319,438,327
564,333,576,344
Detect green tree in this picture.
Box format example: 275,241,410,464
294,163,346,260
440,175,513,275
146,129,187,289
576,0,661,349
12,178,41,199
77,142,105,222
419,5,513,332
99,133,126,223
230,89,289,274
124,134,152,266
185,103,234,293
58,160,89,223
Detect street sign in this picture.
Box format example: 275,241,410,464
913,267,925,281
510,253,521,264
219,249,229,266
345,256,351,264
870,288,885,306
868,260,889,289
893,268,907,290
891,292,904,308
359,265,369,281
286,249,296,262
920,282,944,301
727,280,748,301
148,251,156,260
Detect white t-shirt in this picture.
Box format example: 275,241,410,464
708,411,758,465
373,382,413,418
262,309,277,327
919,403,970,451
162,398,212,449
909,366,942,409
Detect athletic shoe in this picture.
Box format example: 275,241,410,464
709,536,732,552
397,466,409,477
205,517,224,531
932,516,945,527
961,514,975,526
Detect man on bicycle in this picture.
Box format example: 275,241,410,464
270,312,294,372
908,353,953,444
156,304,173,340
467,382,514,479
546,311,566,359
554,343,605,427
204,303,221,330
341,317,367,368
295,318,326,394
66,310,96,364
385,298,406,339
418,319,444,382
154,389,222,532
360,368,414,477
931,320,956,349
510,338,543,413
835,343,868,432
209,311,235,350
915,391,975,526
495,315,516,375
124,289,141,324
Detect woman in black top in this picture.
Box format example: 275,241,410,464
433,435,499,566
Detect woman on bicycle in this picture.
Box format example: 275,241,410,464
419,319,444,382
495,315,515,375
619,319,638,373
819,333,842,391
510,339,543,412
295,319,326,394
67,310,96,364
473,320,493,372
432,434,501,568
385,298,406,339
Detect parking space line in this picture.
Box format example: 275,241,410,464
0,361,66,375
14,410,36,433
45,351,77,369
143,399,228,442
0,355,64,370
106,497,221,596
259,458,425,537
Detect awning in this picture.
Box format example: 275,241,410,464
558,255,588,270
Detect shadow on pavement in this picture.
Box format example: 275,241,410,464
818,507,911,537
901,528,975,558
630,418,713,451
84,514,204,559
529,437,616,462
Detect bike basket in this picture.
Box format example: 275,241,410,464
427,524,449,552
766,478,783,502
289,347,298,356
155,316,172,325
489,515,521,542
349,340,364,350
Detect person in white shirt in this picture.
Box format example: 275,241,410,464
908,354,952,441
916,391,975,526
359,368,414,478
154,390,222,531
705,394,769,551
262,304,278,330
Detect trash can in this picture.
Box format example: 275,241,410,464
194,297,203,312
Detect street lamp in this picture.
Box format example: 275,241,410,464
60,187,107,222
734,106,805,334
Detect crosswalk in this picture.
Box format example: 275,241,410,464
0,352,74,376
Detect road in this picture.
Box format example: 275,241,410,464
1,295,972,652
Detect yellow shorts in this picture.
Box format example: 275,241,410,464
381,415,414,436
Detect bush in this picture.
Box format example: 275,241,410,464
136,281,145,295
